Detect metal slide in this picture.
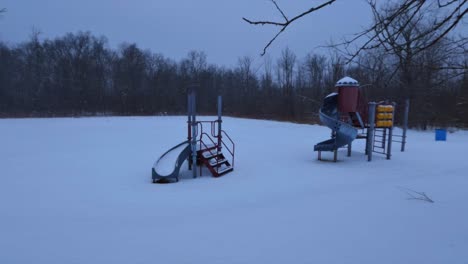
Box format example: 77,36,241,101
152,141,191,183
314,93,358,152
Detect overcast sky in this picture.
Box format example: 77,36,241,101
0,0,372,67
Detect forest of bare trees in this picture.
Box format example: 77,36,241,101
0,30,466,128
0,1,467,128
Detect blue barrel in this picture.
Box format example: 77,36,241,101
435,129,447,141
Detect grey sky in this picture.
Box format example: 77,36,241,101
0,0,371,67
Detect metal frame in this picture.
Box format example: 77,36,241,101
186,88,235,178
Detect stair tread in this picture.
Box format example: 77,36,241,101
198,145,218,153
202,151,221,159
216,166,233,174
209,158,227,166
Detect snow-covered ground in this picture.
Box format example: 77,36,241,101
1,116,467,264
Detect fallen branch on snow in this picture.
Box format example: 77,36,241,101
397,186,435,203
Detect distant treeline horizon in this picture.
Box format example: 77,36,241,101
0,31,467,128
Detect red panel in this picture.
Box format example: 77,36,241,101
338,86,359,112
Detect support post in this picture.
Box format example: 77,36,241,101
387,102,396,160
387,127,393,160
217,95,222,153
190,89,198,178
401,99,410,152
367,102,377,162
347,143,352,157
187,92,193,170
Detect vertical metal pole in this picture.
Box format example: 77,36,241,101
401,99,410,152
347,143,352,157
386,102,396,160
387,127,393,160
187,92,192,170
365,129,369,155
217,95,222,152
367,102,376,162
191,90,198,178
382,128,387,150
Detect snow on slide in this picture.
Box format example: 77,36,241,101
153,142,189,176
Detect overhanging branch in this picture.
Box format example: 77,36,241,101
243,0,337,55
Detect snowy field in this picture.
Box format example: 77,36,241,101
1,116,467,264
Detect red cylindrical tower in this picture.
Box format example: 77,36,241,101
336,76,359,113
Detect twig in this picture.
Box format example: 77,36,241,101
397,186,435,203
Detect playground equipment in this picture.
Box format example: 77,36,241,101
314,77,409,162
152,87,235,183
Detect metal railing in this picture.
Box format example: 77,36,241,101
193,120,235,176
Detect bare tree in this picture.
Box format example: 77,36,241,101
244,0,467,60
303,53,327,99
237,56,254,95
277,47,296,96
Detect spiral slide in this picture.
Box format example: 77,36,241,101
314,93,358,152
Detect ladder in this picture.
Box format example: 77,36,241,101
373,128,387,155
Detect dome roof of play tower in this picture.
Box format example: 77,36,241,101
336,76,359,87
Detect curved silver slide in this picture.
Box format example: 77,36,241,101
314,93,358,152
152,141,191,183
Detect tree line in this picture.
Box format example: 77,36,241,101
0,31,467,128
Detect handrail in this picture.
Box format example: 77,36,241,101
211,121,216,137
199,132,217,152
199,132,219,176
191,119,235,175
221,130,235,167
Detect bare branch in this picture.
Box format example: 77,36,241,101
438,0,458,8
416,6,468,52
398,187,435,203
243,0,337,55
272,0,288,22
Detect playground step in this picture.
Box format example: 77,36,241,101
214,165,233,177
209,157,228,167
197,149,233,177
202,151,222,160
199,145,218,153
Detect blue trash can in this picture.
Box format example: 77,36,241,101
435,129,447,141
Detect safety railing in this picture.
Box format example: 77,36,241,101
220,130,235,168
192,120,235,175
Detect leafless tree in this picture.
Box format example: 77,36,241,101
243,0,467,61
237,56,254,95
1,30,467,126
277,47,296,96
303,53,327,98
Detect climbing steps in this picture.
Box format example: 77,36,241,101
373,128,387,155
197,146,233,177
